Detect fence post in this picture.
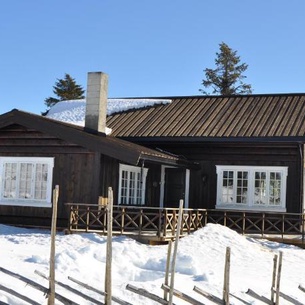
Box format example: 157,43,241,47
275,251,283,305
223,247,230,305
164,240,172,301
271,254,278,304
48,185,59,305
168,199,184,305
105,187,113,305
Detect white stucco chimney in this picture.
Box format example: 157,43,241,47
85,72,108,134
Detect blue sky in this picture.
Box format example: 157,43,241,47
1,0,305,114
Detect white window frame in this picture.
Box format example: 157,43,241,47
216,165,288,212
0,157,54,207
118,164,148,205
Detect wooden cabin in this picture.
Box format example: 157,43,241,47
2,71,305,231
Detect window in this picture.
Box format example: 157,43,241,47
118,164,148,205
0,157,54,207
216,166,288,211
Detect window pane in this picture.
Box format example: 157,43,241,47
136,172,142,205
120,170,128,204
3,163,17,198
269,171,281,205
254,171,267,205
18,163,33,199
236,171,248,204
34,163,48,200
222,171,234,203
129,172,136,204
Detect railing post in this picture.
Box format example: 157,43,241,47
282,214,285,240
158,209,162,238
195,210,199,229
86,206,90,232
172,209,177,237
75,205,79,230
302,213,305,244
187,210,191,234
121,208,125,234
163,209,168,237
139,209,143,234
69,205,74,231
262,213,265,237
103,206,107,234
204,209,208,226
224,211,227,227
242,212,245,235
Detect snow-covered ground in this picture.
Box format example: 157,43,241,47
1,223,305,304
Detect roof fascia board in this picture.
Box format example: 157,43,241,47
118,136,305,144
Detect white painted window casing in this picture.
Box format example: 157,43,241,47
0,157,54,207
118,164,148,205
216,165,288,212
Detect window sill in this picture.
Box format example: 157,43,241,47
216,204,286,213
0,201,52,208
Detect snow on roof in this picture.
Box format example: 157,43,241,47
46,98,171,135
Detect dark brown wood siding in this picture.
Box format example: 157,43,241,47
135,141,302,213
0,124,121,227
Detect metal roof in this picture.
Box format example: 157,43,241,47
107,94,305,140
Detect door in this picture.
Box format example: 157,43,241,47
163,167,186,208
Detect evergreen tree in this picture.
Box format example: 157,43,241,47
200,42,252,95
43,74,85,113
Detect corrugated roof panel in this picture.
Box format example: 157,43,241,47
187,97,221,136
107,94,305,139
156,98,192,136
259,96,284,137
227,96,255,137
290,96,305,136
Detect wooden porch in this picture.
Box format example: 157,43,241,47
66,204,305,245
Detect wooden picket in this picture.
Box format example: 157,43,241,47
68,276,132,305
35,270,103,305
126,284,171,305
0,266,78,305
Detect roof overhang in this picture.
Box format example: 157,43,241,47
0,109,196,168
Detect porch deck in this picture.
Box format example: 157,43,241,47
66,204,305,245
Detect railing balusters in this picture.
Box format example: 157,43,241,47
65,203,305,244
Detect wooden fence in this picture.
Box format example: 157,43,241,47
66,203,305,242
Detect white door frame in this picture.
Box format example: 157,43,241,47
159,165,190,208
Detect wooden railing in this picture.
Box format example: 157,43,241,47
66,204,305,242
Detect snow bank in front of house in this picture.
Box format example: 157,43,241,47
46,98,171,134
2,223,305,304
